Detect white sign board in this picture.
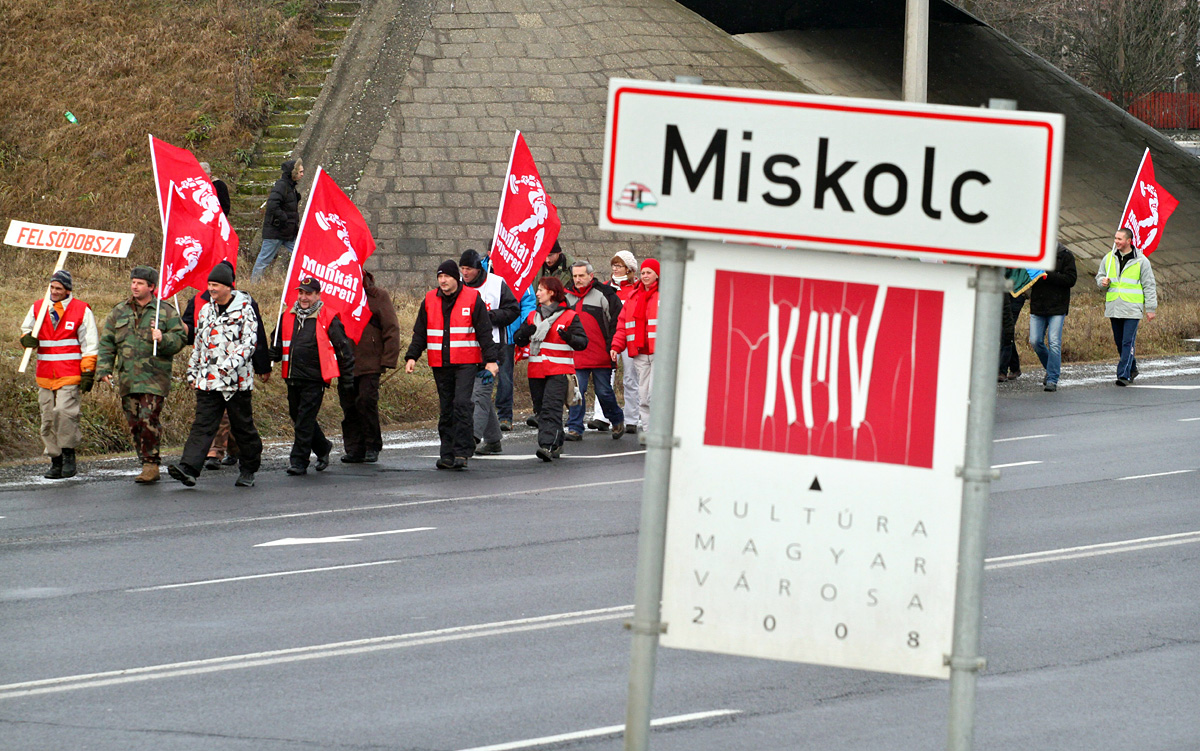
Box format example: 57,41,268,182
659,243,976,679
601,79,1064,269
4,220,134,258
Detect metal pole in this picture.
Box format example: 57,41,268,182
902,0,929,103
623,236,687,751
945,264,1004,751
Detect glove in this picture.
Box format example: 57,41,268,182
338,377,355,395
79,371,95,393
20,333,37,349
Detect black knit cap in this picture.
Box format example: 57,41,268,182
458,248,483,270
131,266,158,288
436,259,460,281
208,260,235,287
50,269,73,291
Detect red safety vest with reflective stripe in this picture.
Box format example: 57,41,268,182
280,305,340,383
424,287,483,367
525,308,578,378
618,285,658,357
33,298,88,382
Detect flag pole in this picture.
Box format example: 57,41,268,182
148,134,167,232
19,250,70,374
1111,147,1150,255
154,185,174,356
274,165,320,346
489,130,520,255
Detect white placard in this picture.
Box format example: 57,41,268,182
4,220,134,258
659,243,976,679
601,79,1064,269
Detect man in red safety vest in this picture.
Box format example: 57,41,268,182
271,277,355,476
19,270,99,479
404,260,499,470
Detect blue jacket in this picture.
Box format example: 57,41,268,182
481,257,537,344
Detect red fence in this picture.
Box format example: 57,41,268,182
1103,92,1200,129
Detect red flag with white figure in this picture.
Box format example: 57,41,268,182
1118,148,1179,255
148,134,239,264
160,183,223,299
489,131,561,298
276,167,376,344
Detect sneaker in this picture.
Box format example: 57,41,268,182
611,423,626,439
499,420,512,432
436,457,454,470
363,450,379,463
1115,378,1130,387
525,415,538,428
286,465,307,476
564,430,583,442
234,471,255,487
477,441,503,454
452,456,469,470
220,455,239,466
341,454,365,464
536,447,553,462
204,457,221,471
587,418,611,431
1044,382,1058,392
314,452,330,472
167,464,196,487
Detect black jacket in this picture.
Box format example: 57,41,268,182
183,290,271,375
269,308,355,384
262,160,302,241
404,284,500,365
1029,244,1077,317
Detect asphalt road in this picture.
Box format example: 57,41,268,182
1,362,1198,751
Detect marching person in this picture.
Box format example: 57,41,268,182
404,261,499,470
597,250,641,432
610,258,659,437
182,260,272,469
1028,242,1077,392
251,157,304,280
199,161,231,217
513,276,588,462
537,240,575,287
19,270,98,479
1097,227,1157,386
339,271,400,464
460,248,518,454
95,267,187,484
564,260,624,440
168,263,264,488
271,278,355,475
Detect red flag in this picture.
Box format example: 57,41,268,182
160,183,224,299
148,134,238,264
489,131,561,297
1118,148,1179,255
281,167,376,343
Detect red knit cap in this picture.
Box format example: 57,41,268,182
641,258,660,277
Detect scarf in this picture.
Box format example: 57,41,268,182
292,299,323,323
529,303,566,356
629,279,658,345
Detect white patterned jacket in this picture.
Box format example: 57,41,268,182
187,291,258,395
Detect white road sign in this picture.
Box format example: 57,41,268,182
659,243,976,679
600,79,1064,269
4,220,134,258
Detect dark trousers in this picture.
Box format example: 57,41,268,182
180,390,262,475
496,343,515,422
1004,296,1025,374
530,374,569,449
287,379,332,468
1110,318,1141,380
338,372,382,458
433,364,477,460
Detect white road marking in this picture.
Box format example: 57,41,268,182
126,560,403,592
0,605,635,700
255,526,436,547
991,460,1043,469
460,450,647,462
1128,384,1200,390
985,530,1200,570
1177,417,1200,422
993,434,1054,443
453,709,740,751
1115,469,1195,481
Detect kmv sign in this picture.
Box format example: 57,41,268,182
600,79,1064,269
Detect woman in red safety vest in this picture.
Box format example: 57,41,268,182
609,257,659,437
513,276,588,462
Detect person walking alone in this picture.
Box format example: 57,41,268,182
513,277,588,462
251,158,304,280
1097,228,1157,386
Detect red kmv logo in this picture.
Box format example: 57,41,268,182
704,270,944,468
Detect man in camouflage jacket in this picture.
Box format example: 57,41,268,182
95,267,187,483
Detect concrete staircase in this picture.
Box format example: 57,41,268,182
228,1,361,246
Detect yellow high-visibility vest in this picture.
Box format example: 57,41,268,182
1104,253,1144,305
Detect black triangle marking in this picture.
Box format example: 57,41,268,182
809,476,821,491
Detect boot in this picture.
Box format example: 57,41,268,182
44,454,63,480
135,463,160,484
60,448,77,478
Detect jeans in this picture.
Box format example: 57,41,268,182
473,370,502,444
251,238,295,280
495,343,515,422
567,367,623,433
1028,314,1065,385
1110,318,1140,380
